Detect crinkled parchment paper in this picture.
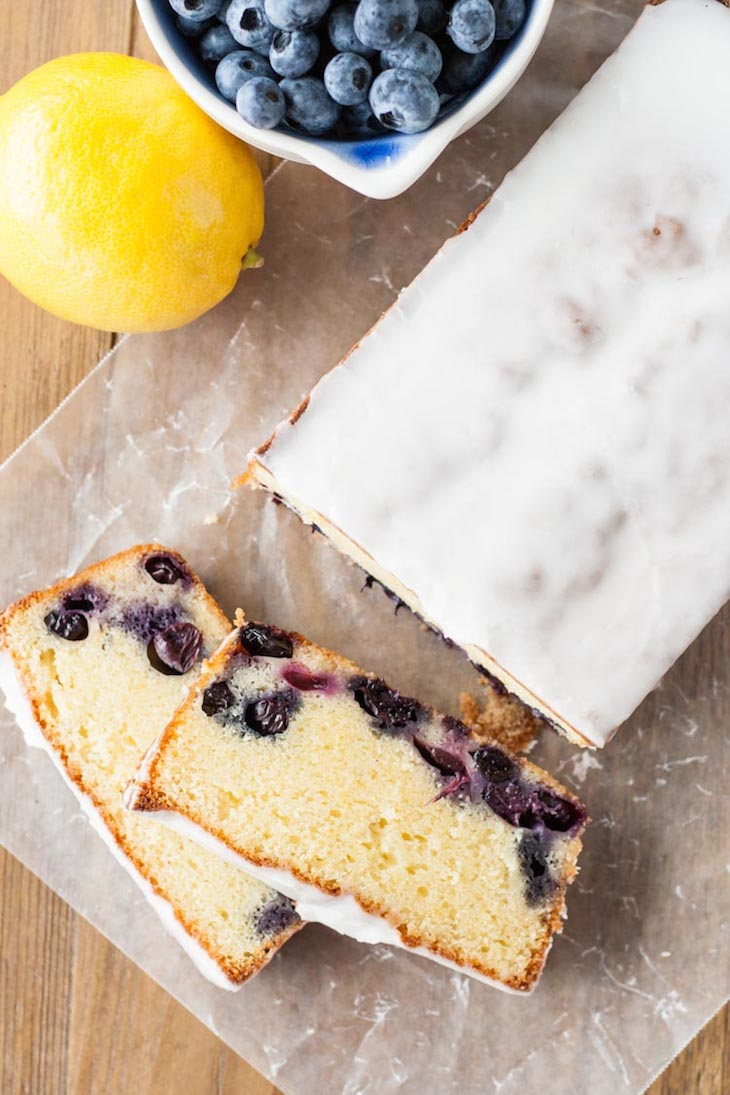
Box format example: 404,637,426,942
1,2,728,1090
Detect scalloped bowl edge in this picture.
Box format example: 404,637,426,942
135,0,555,199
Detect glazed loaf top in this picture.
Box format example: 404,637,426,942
249,0,730,747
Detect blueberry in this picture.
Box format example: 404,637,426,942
255,896,299,935
441,714,470,741
473,744,518,784
324,52,373,105
369,68,439,133
492,0,525,40
148,622,203,675
281,662,333,691
270,28,320,76
519,831,555,905
62,595,95,613
202,679,236,715
226,0,275,53
237,76,287,127
280,76,341,134
122,603,181,643
437,43,493,93
264,0,330,30
447,0,496,54
350,676,422,731
533,788,586,834
416,0,446,34
176,13,216,35
482,778,535,827
239,623,294,658
476,749,587,835
381,31,442,82
339,100,386,136
44,610,89,642
328,3,377,57
199,22,238,62
244,690,297,735
354,0,419,50
62,584,108,613
170,0,224,21
413,737,466,776
216,50,275,100
144,552,187,585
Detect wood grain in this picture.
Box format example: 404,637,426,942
0,3,725,1093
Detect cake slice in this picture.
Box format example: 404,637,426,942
0,547,301,987
246,0,730,749
126,620,587,992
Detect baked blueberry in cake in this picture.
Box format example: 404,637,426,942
0,547,301,987
126,620,587,992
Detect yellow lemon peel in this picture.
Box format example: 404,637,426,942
0,53,265,332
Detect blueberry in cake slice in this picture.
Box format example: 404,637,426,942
126,620,587,992
0,547,301,987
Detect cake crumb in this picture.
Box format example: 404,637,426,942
460,683,542,754
203,512,220,526
233,607,246,627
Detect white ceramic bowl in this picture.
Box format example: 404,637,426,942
136,0,554,199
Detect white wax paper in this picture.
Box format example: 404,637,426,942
1,2,728,1091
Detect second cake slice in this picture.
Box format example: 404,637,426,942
126,620,587,992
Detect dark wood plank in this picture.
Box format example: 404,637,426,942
0,854,76,1095
649,1005,729,1095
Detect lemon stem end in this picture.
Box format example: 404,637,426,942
243,246,263,270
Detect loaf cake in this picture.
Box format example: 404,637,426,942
0,547,301,987
246,0,730,748
126,620,587,992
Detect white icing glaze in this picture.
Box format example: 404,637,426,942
0,650,239,991
141,807,528,994
252,0,730,747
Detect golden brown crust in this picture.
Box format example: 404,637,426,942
455,198,490,235
460,688,541,755
250,398,311,465
129,621,586,991
289,394,310,426
1,547,300,983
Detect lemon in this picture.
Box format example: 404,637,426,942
0,53,264,332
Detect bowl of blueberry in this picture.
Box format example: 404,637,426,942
136,0,553,198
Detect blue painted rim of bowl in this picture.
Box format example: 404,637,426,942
138,0,554,197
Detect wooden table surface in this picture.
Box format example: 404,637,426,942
0,3,727,1093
